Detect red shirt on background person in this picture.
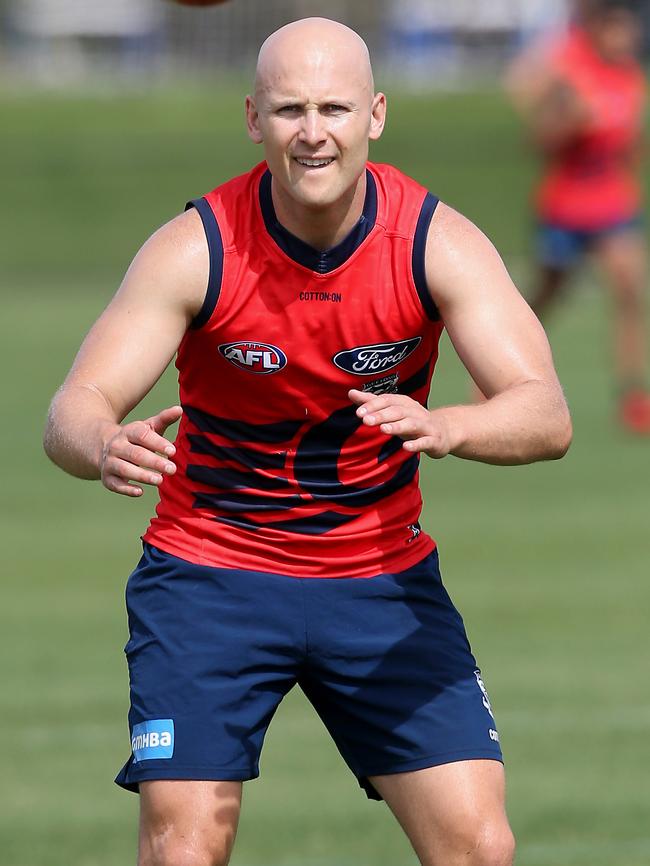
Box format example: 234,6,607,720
506,2,650,433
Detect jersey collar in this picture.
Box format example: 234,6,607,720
259,168,377,274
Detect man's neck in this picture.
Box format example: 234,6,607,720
270,173,367,251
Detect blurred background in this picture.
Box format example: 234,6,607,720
1,0,574,87
1,1,649,865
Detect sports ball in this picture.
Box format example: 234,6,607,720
169,0,230,6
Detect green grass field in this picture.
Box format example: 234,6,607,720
2,86,649,866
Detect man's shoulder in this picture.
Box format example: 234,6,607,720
144,208,207,257
427,201,476,241
424,202,499,285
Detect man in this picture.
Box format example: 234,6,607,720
44,17,571,866
506,0,650,433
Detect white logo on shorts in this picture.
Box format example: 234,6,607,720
131,719,175,762
474,669,495,720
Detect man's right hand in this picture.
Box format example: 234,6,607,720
100,405,182,497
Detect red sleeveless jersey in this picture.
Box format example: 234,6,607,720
536,26,646,229
144,161,444,577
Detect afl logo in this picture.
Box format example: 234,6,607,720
218,341,287,374
333,337,421,376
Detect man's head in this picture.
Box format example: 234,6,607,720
581,1,641,62
246,18,386,211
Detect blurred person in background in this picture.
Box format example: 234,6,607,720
44,17,571,866
506,0,650,432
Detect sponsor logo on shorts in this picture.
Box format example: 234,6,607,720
131,719,174,762
489,728,500,742
219,341,287,374
333,337,421,376
474,669,495,720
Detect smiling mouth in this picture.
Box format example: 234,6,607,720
294,157,335,168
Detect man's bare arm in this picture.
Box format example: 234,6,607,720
44,208,209,495
351,203,572,465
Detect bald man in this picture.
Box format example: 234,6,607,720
45,17,571,866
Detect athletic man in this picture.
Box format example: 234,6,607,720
44,18,571,866
506,0,650,432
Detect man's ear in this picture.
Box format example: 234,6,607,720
369,92,387,141
246,95,264,144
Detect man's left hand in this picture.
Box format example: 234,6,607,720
349,389,453,459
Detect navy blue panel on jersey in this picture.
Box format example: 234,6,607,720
213,508,359,535
378,436,404,462
185,197,224,329
231,509,359,535
400,360,432,395
184,404,304,444
259,169,377,273
115,544,503,797
412,193,441,321
186,464,293,491
194,491,304,514
187,436,288,470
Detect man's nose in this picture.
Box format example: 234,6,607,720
299,107,327,146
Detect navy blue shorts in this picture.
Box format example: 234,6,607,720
537,213,643,270
115,544,502,799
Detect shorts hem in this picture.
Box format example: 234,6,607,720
357,748,504,800
115,765,259,794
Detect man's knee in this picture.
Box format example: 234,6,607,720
138,780,241,866
457,821,516,866
424,817,515,866
481,825,515,866
139,834,233,866
139,811,238,866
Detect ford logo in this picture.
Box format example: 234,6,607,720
333,337,421,376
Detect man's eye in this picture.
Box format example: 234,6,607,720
278,106,301,115
323,104,347,114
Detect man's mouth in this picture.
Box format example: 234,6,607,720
294,157,335,168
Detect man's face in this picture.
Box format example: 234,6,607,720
246,47,385,210
592,10,641,63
